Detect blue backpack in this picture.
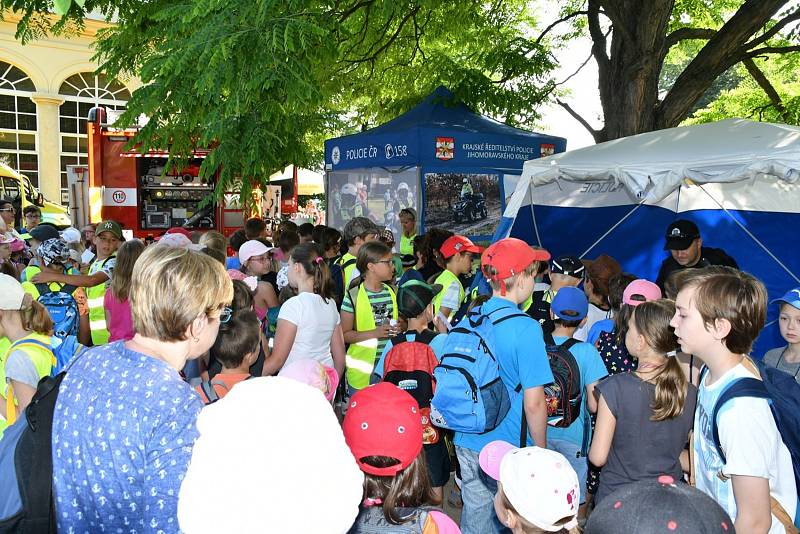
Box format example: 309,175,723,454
430,306,527,434
35,283,80,340
9,336,85,377
708,359,800,521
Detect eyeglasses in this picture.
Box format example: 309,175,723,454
25,213,41,219
220,306,233,323
373,259,394,266
248,255,269,263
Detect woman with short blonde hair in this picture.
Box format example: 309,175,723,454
51,245,233,532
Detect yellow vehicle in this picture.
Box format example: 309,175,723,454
0,162,70,228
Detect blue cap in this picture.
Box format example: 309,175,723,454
772,287,800,310
551,287,589,321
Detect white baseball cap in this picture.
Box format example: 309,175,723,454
480,441,580,532
178,377,363,533
0,273,27,310
238,240,272,264
60,227,82,244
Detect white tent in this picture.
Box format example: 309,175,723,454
498,119,800,354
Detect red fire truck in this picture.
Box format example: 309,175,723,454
83,107,298,237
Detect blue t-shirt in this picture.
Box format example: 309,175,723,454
372,331,447,380
587,318,614,346
397,268,424,287
455,297,554,452
225,256,241,270
547,335,608,446
52,342,203,533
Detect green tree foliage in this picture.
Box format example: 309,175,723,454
2,0,556,198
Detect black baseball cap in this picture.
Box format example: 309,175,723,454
664,220,700,251
28,223,60,243
397,280,442,318
550,255,585,279
585,476,733,534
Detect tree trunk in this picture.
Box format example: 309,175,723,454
591,0,675,143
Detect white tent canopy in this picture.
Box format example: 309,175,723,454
520,119,800,203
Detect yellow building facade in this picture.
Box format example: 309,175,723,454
0,12,139,206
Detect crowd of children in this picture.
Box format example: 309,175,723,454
0,207,799,534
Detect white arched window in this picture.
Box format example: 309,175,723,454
59,72,130,203
0,61,38,187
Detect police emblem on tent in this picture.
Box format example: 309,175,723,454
436,137,454,160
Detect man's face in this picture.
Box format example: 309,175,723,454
96,232,121,257
82,227,95,245
24,210,41,230
670,238,702,266
0,204,15,226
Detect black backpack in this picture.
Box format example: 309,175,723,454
526,290,554,335
0,372,64,533
543,332,582,429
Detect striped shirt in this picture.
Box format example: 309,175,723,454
342,286,395,359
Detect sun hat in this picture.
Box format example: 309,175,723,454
0,273,28,310
440,235,483,259
157,232,202,249
550,255,585,278
481,238,550,295
664,220,700,251
38,238,71,266
238,240,272,264
397,280,443,318
60,227,82,244
585,476,733,533
178,377,363,534
772,286,800,311
480,441,580,532
278,359,340,402
28,224,60,243
95,220,123,241
551,286,589,321
342,382,423,477
623,279,662,306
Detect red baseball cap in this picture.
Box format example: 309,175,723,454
481,238,551,295
342,383,423,477
440,235,483,259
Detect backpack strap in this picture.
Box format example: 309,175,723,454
390,332,409,346
414,329,438,346
34,282,51,296
200,380,230,404
561,338,580,352
710,377,770,463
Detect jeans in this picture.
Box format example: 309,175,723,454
456,446,510,534
548,438,588,504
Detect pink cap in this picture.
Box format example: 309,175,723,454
227,269,258,291
623,279,662,306
239,240,273,264
479,440,515,481
278,360,339,402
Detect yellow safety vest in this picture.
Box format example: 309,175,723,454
345,283,398,390
338,252,358,290
87,255,115,345
1,332,53,432
432,269,464,321
399,233,416,257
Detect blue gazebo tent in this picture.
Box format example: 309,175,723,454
324,86,566,239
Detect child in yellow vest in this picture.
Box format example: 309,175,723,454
31,220,121,345
341,241,399,392
432,234,483,332
338,217,380,291
0,273,56,436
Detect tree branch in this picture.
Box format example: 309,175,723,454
664,27,716,50
534,10,589,46
742,57,791,122
745,45,800,57
557,98,601,139
744,8,800,50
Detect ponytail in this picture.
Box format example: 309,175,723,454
631,299,687,421
20,299,54,336
290,243,334,302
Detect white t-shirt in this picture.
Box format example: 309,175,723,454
574,302,611,341
694,363,796,533
277,292,340,368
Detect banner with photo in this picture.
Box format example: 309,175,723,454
424,172,502,237
327,167,419,242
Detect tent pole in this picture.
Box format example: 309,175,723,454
579,197,648,259
529,180,542,246
697,185,800,284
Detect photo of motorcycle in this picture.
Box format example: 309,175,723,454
453,192,488,223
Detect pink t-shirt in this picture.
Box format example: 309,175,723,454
104,291,135,342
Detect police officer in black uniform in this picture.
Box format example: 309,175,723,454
655,219,738,290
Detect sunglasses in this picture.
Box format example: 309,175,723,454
0,208,14,212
